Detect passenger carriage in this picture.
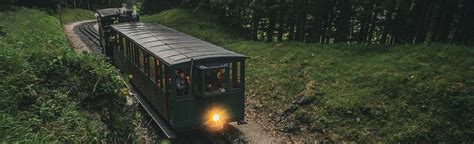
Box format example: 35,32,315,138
98,20,247,137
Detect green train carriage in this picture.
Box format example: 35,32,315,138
103,22,247,137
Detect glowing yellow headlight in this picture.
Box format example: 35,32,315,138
212,114,220,122
205,108,226,131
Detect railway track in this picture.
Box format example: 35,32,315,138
75,21,102,53
75,21,245,144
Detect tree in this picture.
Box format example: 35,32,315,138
139,0,474,45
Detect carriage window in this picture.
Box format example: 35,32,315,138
130,42,135,62
133,44,138,65
131,42,136,62
204,68,226,94
135,45,140,66
231,62,241,88
116,33,120,44
155,60,162,87
122,37,127,58
121,36,126,57
138,48,144,70
144,53,150,75
163,66,171,96
176,69,190,96
129,42,132,60
126,39,132,60
122,36,127,58
149,56,156,81
130,43,135,63
127,41,131,59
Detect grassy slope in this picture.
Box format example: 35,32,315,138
55,8,95,24
0,8,136,142
142,9,474,142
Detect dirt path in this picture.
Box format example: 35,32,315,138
229,121,279,143
63,20,95,53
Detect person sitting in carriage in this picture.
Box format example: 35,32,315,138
176,69,189,95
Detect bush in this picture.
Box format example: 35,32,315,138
55,9,95,24
0,8,136,142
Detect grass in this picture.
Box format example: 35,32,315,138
143,9,242,45
55,8,95,24
0,8,137,142
142,9,474,142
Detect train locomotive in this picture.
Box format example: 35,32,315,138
95,8,247,138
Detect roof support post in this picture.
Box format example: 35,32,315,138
170,66,176,102
240,60,245,91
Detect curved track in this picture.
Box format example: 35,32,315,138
75,21,102,53
75,21,244,144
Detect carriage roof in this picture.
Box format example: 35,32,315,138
96,8,133,18
96,8,121,18
110,22,247,66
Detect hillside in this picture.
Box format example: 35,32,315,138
142,9,474,142
55,8,96,24
0,8,137,142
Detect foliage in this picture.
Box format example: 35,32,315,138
0,8,137,142
140,0,170,14
142,9,241,45
55,9,95,24
13,0,138,10
143,0,474,45
142,9,474,142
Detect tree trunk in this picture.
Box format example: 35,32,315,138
294,0,307,42
334,0,352,43
266,1,276,42
433,0,456,42
380,1,395,44
277,1,285,42
251,6,260,41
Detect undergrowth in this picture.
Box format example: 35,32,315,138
142,9,474,142
0,8,137,142
54,8,95,24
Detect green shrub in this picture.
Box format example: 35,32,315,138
55,8,95,24
141,9,241,45
0,8,136,142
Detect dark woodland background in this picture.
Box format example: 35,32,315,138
3,0,474,45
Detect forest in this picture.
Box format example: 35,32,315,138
4,0,473,45
144,0,474,45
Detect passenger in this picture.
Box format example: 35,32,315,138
204,68,226,93
216,68,224,79
176,69,189,95
215,68,225,92
205,70,215,92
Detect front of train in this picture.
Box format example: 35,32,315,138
195,62,246,132
171,60,246,132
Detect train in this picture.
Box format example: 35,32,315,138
95,8,248,138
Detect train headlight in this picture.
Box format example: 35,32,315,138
205,107,227,131
212,114,220,122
